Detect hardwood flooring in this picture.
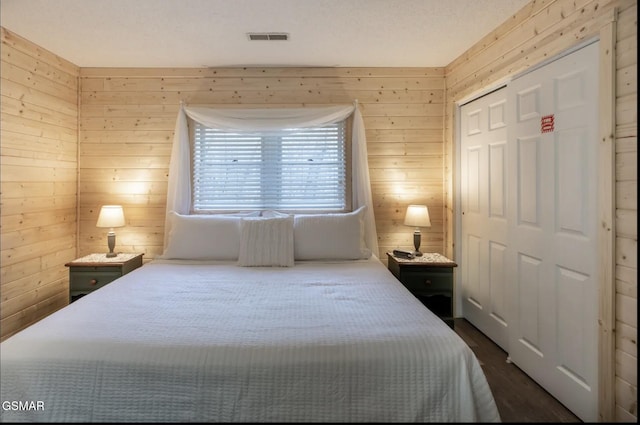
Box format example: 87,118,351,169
454,318,582,423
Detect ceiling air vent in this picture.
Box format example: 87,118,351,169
247,32,289,41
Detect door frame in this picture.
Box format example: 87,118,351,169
453,25,616,420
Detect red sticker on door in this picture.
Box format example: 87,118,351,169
541,114,554,133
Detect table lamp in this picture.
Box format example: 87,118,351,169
96,205,125,257
404,204,431,257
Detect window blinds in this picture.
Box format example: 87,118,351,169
192,121,347,211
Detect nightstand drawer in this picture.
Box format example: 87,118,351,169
70,271,121,291
400,270,452,295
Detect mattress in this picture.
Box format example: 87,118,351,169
0,257,500,422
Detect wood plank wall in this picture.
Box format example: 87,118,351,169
613,3,638,422
0,28,79,340
77,67,446,262
444,0,637,421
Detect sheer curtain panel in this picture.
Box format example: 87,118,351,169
165,103,379,256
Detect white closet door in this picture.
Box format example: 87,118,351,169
460,87,510,350
506,41,599,422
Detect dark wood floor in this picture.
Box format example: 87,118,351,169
454,318,582,423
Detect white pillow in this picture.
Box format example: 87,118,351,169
219,211,261,217
261,210,290,218
160,212,241,260
294,206,371,260
238,216,294,267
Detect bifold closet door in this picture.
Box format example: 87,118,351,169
460,87,510,351
459,41,600,422
506,41,599,422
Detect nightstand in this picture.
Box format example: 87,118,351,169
387,252,457,329
65,253,143,303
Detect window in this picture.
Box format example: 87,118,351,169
192,119,350,212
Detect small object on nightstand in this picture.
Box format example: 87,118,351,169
387,252,457,329
393,249,415,259
65,253,143,303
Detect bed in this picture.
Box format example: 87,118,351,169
0,211,500,422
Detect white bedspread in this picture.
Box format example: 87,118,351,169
0,257,500,422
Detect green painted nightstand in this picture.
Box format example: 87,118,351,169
387,252,457,329
65,253,143,303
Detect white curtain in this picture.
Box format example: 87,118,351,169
165,103,379,256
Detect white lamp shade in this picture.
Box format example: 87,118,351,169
404,204,431,228
96,205,126,228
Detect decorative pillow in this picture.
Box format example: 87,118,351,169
219,211,261,217
261,210,290,218
294,206,371,260
160,212,241,260
238,216,294,267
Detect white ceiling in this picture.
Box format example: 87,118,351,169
0,0,531,68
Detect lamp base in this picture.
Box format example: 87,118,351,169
106,231,117,258
413,229,423,257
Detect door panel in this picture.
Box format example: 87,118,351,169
507,41,599,422
488,241,507,326
517,135,541,226
516,252,543,355
460,87,509,350
489,142,507,218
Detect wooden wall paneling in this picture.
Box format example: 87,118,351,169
81,89,443,107
444,0,637,421
0,27,77,74
79,67,445,78
614,23,638,418
0,28,79,341
79,67,446,262
615,377,638,422
446,0,619,100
